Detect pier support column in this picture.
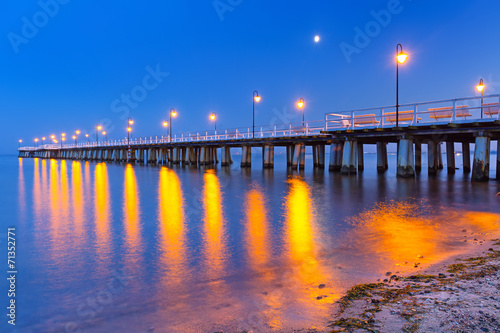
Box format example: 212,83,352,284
357,143,364,171
446,142,455,174
221,147,232,166
241,146,251,168
317,145,325,168
414,142,421,172
397,138,415,178
262,145,274,169
472,136,491,182
200,147,206,166
428,141,438,174
437,143,444,169
462,143,471,173
299,144,305,169
377,142,388,173
286,146,294,166
341,140,358,175
312,145,318,167
329,143,343,172
173,148,180,164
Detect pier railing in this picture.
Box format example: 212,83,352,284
325,94,500,131
21,120,326,150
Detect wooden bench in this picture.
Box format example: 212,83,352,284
483,103,499,117
428,105,471,121
384,110,422,124
341,114,380,127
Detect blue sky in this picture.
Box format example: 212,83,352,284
2,0,499,153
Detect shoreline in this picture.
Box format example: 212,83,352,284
328,236,500,332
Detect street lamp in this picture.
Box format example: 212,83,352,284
128,118,134,142
210,112,217,131
102,131,107,142
34,138,39,147
42,137,46,145
96,125,102,144
73,135,77,144
252,91,260,138
61,133,66,148
396,43,408,127
297,98,305,127
18,139,22,148
85,133,90,143
127,126,132,145
169,108,177,142
476,78,485,119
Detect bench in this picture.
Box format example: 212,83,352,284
384,110,422,124
341,114,380,128
428,105,471,121
483,103,499,117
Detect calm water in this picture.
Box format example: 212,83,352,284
1,151,500,333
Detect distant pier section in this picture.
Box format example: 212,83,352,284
19,95,500,182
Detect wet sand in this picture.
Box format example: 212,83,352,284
329,235,500,333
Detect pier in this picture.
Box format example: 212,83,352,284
18,95,500,181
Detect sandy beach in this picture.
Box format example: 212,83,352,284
328,233,500,332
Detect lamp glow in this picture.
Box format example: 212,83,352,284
476,79,485,92
163,121,168,127
397,52,407,64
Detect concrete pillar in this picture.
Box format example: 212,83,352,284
312,145,318,167
463,143,471,173
357,143,364,171
200,147,206,165
437,143,444,169
446,142,455,174
222,147,232,166
377,142,388,173
472,136,490,182
414,142,421,172
397,139,415,178
287,146,294,166
299,144,305,169
241,146,251,168
428,141,438,174
317,145,325,168
341,140,358,175
329,143,343,172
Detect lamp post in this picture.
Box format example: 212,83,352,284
102,131,107,144
210,112,217,131
476,79,485,119
169,108,177,142
96,125,102,145
163,121,168,141
73,135,77,145
252,91,260,138
34,138,38,148
127,117,134,141
61,133,66,148
42,137,46,145
127,126,132,145
75,130,80,146
396,43,408,127
297,98,305,128
85,133,90,143
18,139,22,148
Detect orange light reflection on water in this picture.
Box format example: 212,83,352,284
124,164,141,265
158,167,187,286
349,202,500,272
94,163,111,265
